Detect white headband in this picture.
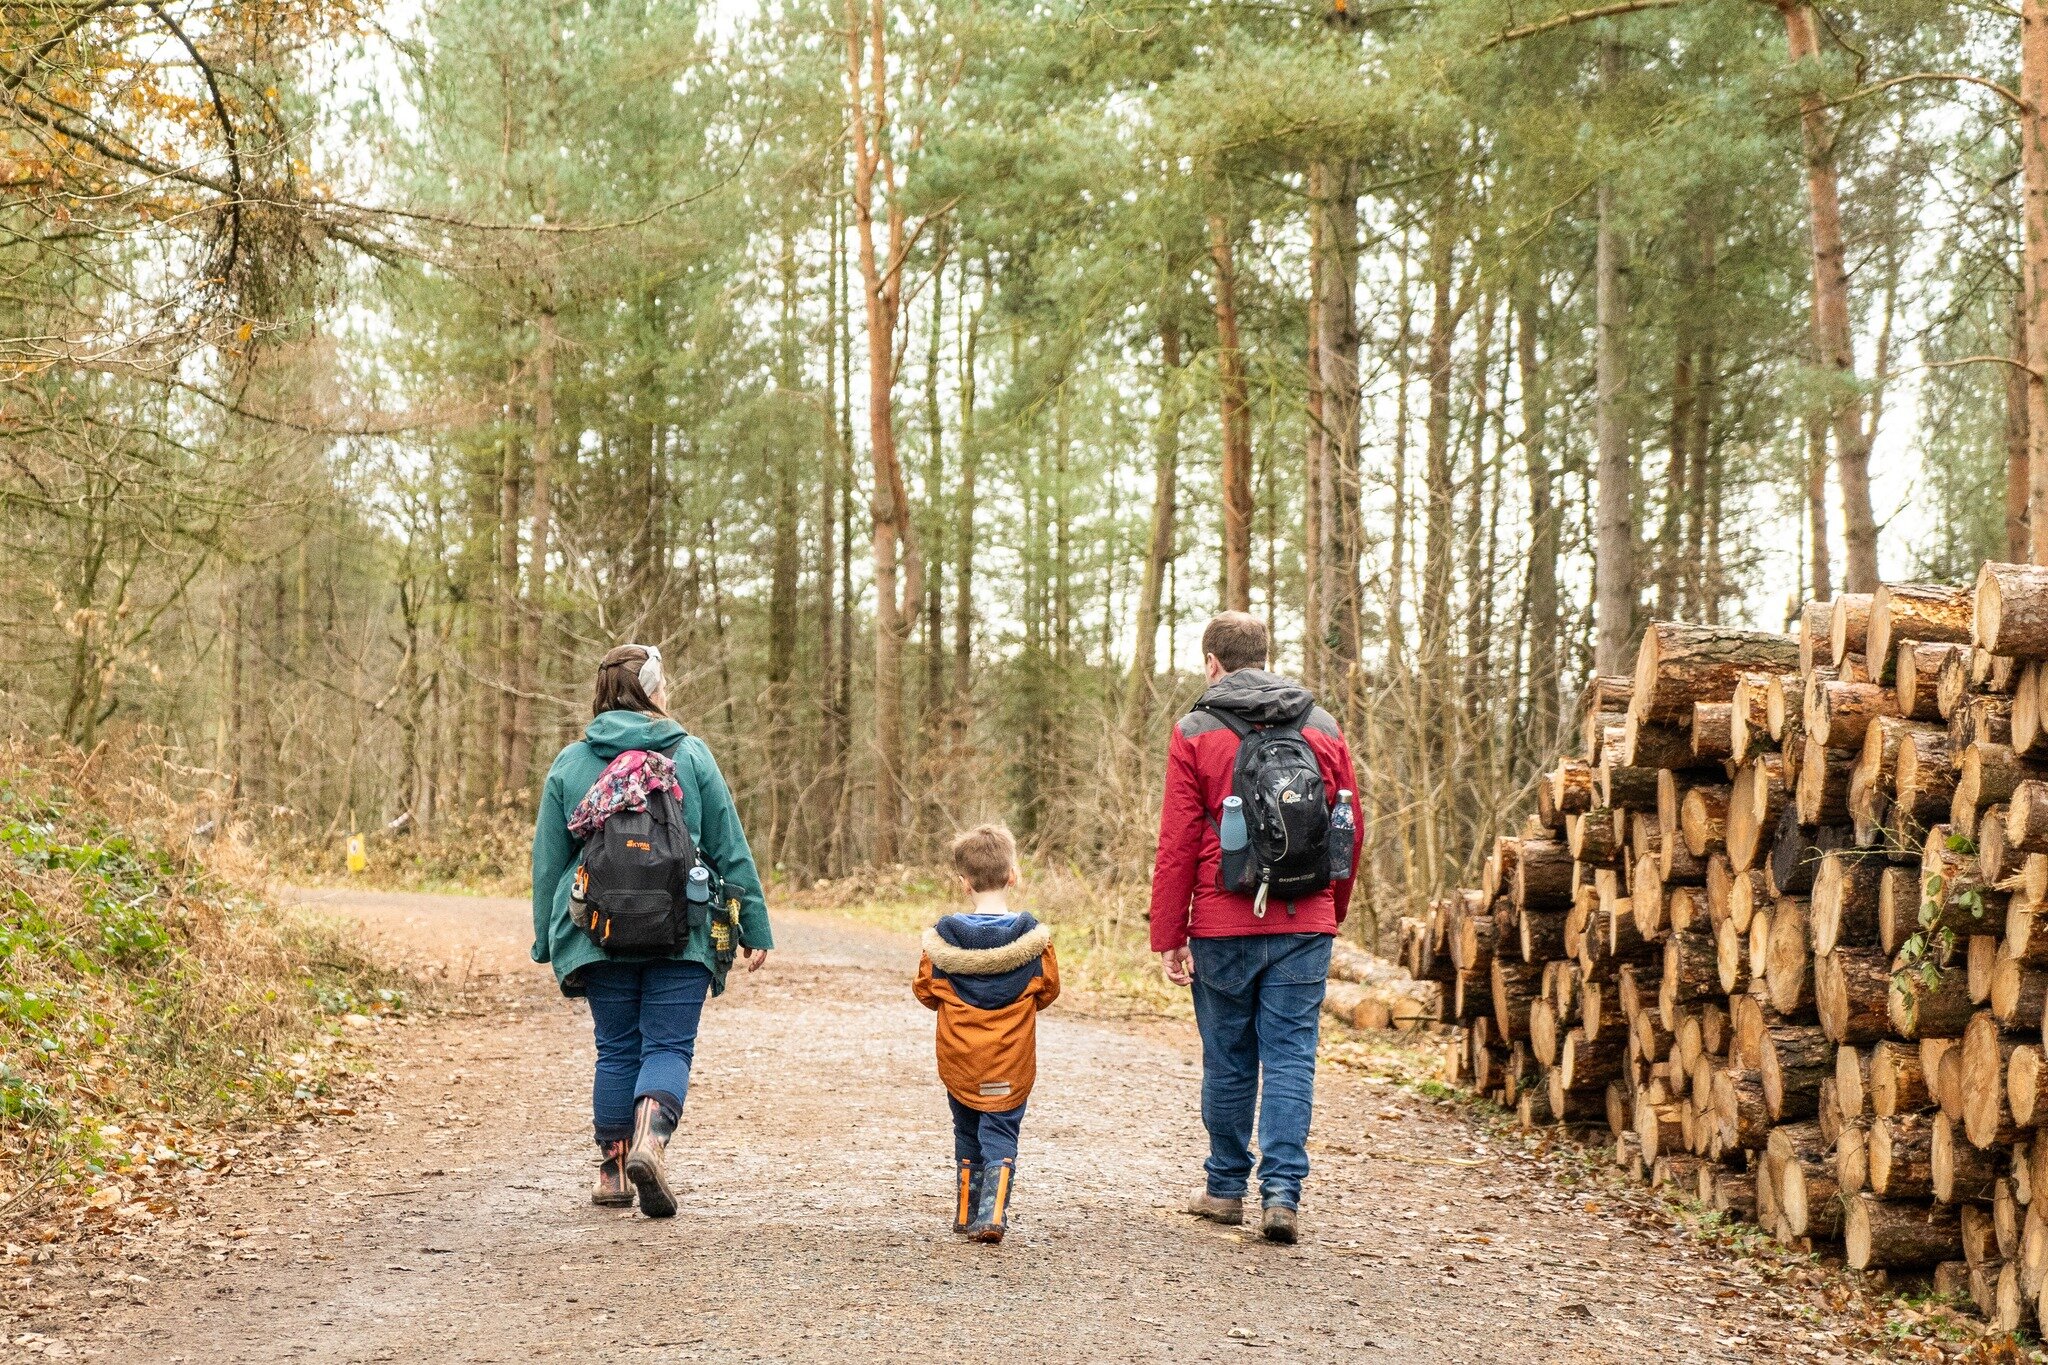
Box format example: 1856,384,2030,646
632,645,663,696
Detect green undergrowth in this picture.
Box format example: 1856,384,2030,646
791,863,1184,1014
0,746,406,1229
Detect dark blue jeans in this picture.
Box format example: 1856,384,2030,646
1188,932,1331,1210
949,1096,1026,1163
583,959,712,1143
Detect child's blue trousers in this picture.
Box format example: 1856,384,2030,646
949,1096,1026,1162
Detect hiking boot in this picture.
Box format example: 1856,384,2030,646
1261,1205,1299,1245
624,1096,678,1219
591,1139,634,1208
952,1158,982,1234
967,1158,1014,1244
1186,1190,1244,1226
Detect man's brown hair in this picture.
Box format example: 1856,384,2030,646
951,823,1017,893
1202,612,1270,674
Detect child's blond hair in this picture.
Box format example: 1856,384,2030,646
950,823,1017,894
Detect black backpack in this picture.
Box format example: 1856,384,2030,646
1205,708,1333,907
573,750,707,956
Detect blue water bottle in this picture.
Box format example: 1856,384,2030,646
1328,789,1356,882
1219,794,1250,892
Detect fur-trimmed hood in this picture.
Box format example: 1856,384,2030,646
922,914,1051,977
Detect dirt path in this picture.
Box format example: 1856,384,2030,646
51,889,1844,1363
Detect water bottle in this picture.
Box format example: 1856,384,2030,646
1219,795,1251,892
686,864,713,904
1328,789,1356,882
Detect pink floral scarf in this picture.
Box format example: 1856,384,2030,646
567,749,683,838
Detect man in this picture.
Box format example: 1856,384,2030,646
1149,612,1359,1244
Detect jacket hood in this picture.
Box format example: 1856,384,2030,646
583,710,688,760
925,912,1050,978
1194,669,1315,727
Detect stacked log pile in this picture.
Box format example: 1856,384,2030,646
1325,935,1443,1031
1427,565,2048,1329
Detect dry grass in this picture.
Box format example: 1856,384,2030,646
269,802,531,897
787,862,1187,1016
0,741,406,1228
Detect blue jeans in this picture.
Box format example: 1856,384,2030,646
949,1096,1026,1163
583,959,712,1143
1189,932,1331,1210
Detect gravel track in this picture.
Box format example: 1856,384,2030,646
55,889,1839,1363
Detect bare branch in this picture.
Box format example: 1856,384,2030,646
1480,0,1691,50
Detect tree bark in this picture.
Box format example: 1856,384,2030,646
1127,317,1183,720
845,0,925,864
1593,42,1635,673
1519,286,1560,757
496,429,522,794
1778,0,1879,591
1806,412,1831,601
1316,163,1363,697
1208,213,1253,613
1304,176,1327,694
1422,198,1459,687
2010,294,2033,563
2024,0,2048,566
1658,344,1692,619
951,270,980,747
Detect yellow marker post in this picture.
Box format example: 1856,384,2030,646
346,832,367,875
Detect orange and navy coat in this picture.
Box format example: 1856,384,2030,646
913,911,1060,1112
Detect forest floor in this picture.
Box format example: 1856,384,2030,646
4,887,2014,1363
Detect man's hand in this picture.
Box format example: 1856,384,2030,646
743,948,770,973
1159,946,1193,987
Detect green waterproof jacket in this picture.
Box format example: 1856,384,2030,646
530,710,774,996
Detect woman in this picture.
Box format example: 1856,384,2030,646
530,643,772,1218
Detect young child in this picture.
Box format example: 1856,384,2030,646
912,823,1059,1244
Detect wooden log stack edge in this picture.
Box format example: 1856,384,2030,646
1434,568,2048,1332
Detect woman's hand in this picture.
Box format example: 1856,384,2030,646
743,947,770,972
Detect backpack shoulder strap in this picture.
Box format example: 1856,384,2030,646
1193,704,1254,739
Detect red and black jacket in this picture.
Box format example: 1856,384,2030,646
1147,669,1359,952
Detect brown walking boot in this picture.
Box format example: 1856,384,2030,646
591,1139,634,1208
624,1097,678,1219
1260,1205,1299,1244
1186,1190,1244,1225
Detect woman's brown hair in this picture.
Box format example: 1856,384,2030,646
592,644,666,717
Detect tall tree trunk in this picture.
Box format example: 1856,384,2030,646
2022,0,2048,565
496,427,521,792
1390,226,1413,663
1657,345,1691,620
1126,318,1184,721
817,189,844,858
1517,286,1560,757
768,242,801,860
845,0,924,864
1304,171,1327,692
1807,414,1831,601
2011,293,2034,563
1461,293,1498,719
510,309,557,797
1690,232,1718,617
922,255,947,731
1420,202,1457,699
1316,162,1363,704
1593,42,1636,674
951,269,980,747
1208,212,1254,613
1778,0,1878,591
1054,384,1073,663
